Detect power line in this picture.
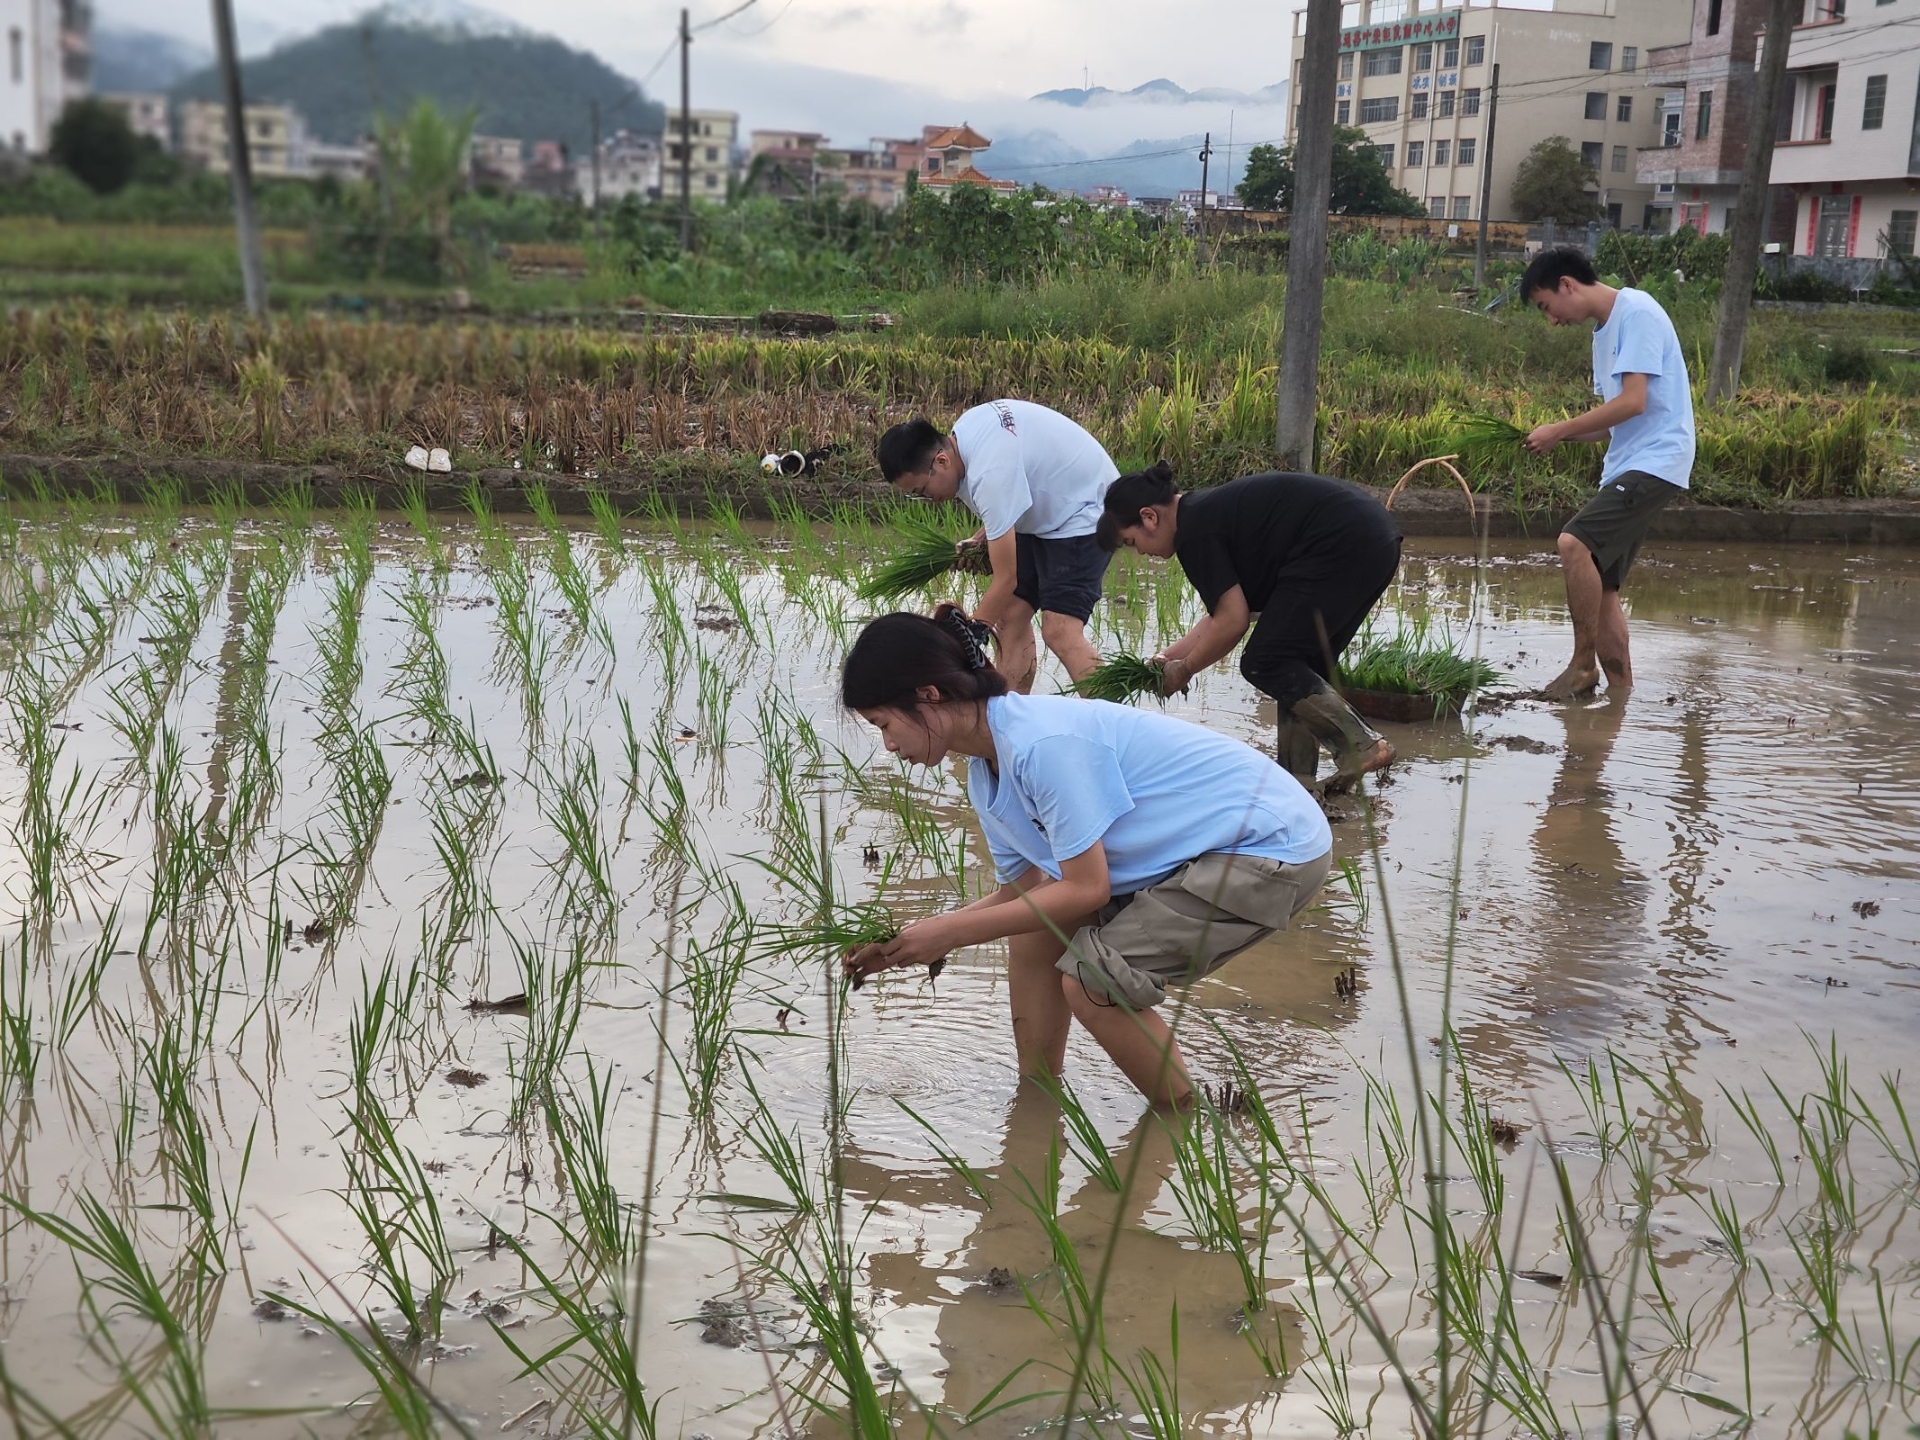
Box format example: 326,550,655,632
718,0,795,36
637,34,680,87
692,0,762,33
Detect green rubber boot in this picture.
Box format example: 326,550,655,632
1276,712,1320,783
1291,680,1396,783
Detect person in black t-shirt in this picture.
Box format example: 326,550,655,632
1096,464,1402,783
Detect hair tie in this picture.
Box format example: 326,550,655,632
940,609,994,672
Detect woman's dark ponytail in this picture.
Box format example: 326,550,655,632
1096,460,1178,552
842,604,1011,713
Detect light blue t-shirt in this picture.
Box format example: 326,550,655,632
1592,287,1695,490
951,399,1119,541
966,693,1332,895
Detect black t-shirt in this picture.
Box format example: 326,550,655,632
1175,472,1401,614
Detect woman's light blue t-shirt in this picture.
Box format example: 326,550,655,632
1593,287,1695,490
965,694,1332,895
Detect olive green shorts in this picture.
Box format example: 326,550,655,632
1563,471,1684,591
1056,850,1332,1010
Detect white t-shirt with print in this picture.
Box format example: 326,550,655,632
950,399,1118,540
1592,287,1695,490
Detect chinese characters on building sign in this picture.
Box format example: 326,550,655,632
1338,10,1459,53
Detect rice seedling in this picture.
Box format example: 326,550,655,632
539,742,617,927
1005,1140,1118,1413
337,1097,459,1347
1032,1072,1123,1192
1,1191,227,1437
51,903,119,1048
693,648,735,754
729,1066,903,1437
704,556,757,640
1113,1313,1184,1440
395,482,452,578
485,1230,662,1440
1071,651,1164,703
1850,1071,1919,1181
544,1060,635,1284
674,910,755,1116
501,929,592,1131
896,1099,994,1207
259,1293,456,1440
0,945,41,1104
586,486,627,556
855,512,984,603
1160,1095,1278,1317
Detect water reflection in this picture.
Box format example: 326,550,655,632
842,1084,1295,1429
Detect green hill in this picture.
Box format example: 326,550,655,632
168,19,664,155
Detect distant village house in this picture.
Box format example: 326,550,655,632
1,0,91,155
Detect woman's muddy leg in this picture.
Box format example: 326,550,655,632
1007,925,1077,1082
1060,972,1194,1108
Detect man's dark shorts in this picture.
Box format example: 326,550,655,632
1013,532,1111,623
1563,471,1684,591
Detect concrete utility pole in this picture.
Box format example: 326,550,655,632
1706,0,1799,405
1274,0,1341,471
210,0,267,316
678,6,693,252
1197,131,1212,265
1474,61,1500,290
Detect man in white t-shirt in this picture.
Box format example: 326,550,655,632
1521,246,1694,699
878,401,1119,691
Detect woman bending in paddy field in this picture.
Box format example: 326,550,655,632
1098,463,1402,786
840,606,1332,1108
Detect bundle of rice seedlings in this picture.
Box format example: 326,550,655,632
754,903,933,989
757,903,897,959
857,515,988,603
1072,652,1165,704
1338,623,1502,703
1448,411,1532,460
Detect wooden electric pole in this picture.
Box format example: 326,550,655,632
1274,0,1341,471
678,6,693,252
1474,62,1500,291
1706,0,1798,404
210,0,267,316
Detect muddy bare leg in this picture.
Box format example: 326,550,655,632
1060,973,1193,1108
1545,531,1604,699
1596,589,1633,690
1007,926,1075,1083
994,598,1039,694
1039,612,1101,685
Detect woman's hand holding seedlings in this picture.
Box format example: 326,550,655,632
843,916,954,982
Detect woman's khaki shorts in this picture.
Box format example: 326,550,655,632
1056,850,1332,1010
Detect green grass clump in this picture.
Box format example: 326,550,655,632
856,515,986,603
1339,625,1501,702
1073,653,1164,704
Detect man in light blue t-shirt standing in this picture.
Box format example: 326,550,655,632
1521,246,1694,699
878,401,1119,691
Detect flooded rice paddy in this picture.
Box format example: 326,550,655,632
0,489,1915,1439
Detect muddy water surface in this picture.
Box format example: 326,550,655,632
0,510,1915,1439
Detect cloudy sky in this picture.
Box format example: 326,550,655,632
110,0,1311,161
